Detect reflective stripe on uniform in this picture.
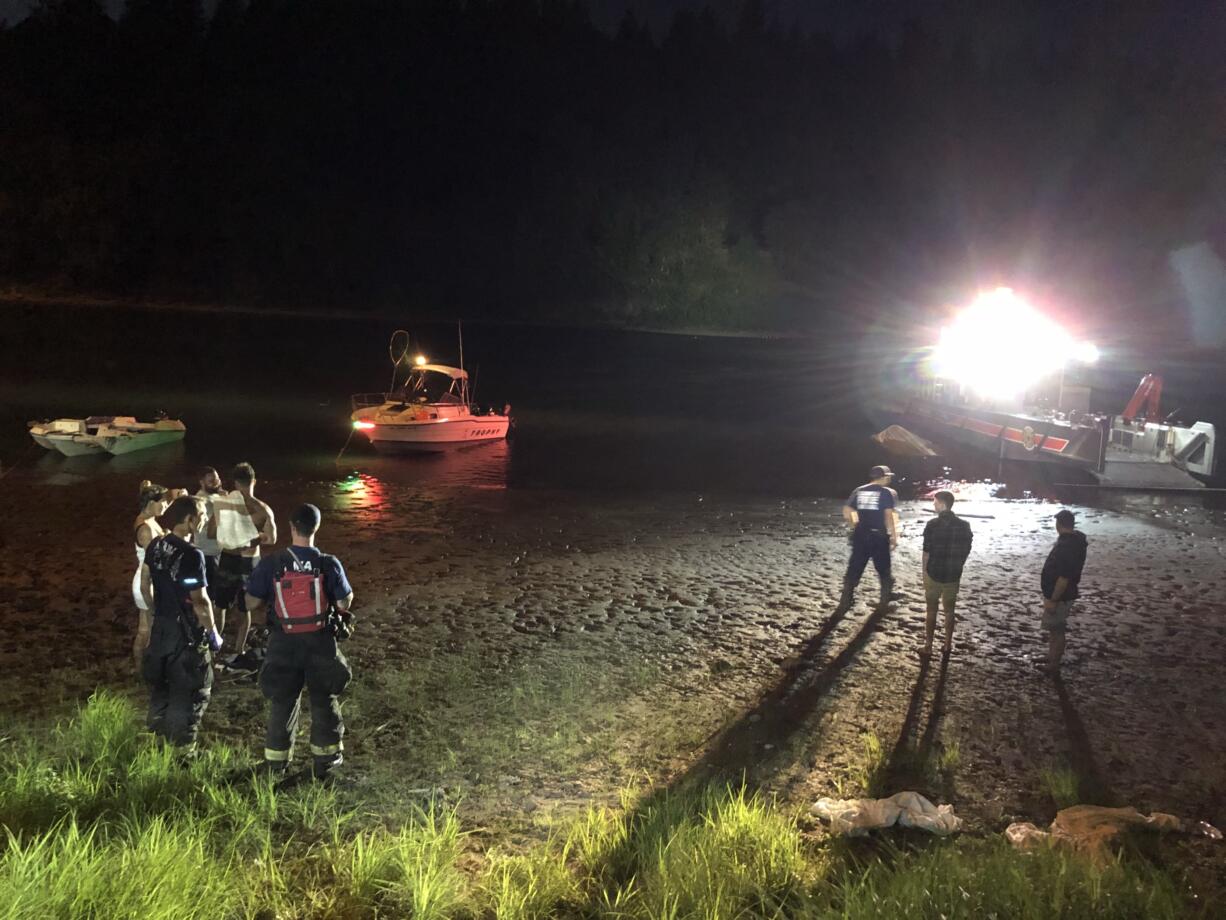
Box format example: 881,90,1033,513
310,741,343,756
273,578,287,621
264,747,292,762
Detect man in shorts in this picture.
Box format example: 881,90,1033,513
215,462,276,672
920,490,973,658
1040,509,1088,672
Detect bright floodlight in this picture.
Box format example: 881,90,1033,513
414,354,428,366
932,288,1096,400
1074,341,1100,364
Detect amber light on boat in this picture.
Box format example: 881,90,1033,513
353,421,376,430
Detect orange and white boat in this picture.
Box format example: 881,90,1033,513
350,363,511,453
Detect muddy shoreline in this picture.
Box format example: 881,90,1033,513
3,458,1224,865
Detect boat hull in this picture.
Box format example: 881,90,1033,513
362,417,511,453
102,429,187,455
31,435,58,450
900,399,1105,467
46,435,108,457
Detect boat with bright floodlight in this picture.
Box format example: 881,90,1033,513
350,363,511,453
890,289,1218,489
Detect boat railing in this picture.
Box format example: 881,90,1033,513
351,392,392,411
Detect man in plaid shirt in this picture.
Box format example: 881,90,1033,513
921,490,973,658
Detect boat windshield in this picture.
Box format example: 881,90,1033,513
395,369,463,404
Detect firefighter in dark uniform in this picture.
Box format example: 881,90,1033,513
139,495,223,751
835,464,900,612
245,503,354,780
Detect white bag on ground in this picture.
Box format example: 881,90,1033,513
810,791,962,837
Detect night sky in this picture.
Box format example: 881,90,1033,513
3,0,931,35
4,0,1222,60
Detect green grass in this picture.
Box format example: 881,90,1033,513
0,692,1202,919
847,731,890,798
1042,764,1082,809
829,838,1189,919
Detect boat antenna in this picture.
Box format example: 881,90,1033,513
389,329,411,392
457,320,466,401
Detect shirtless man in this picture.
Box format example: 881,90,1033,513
195,466,225,609
215,462,276,671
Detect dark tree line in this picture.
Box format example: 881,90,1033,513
1,0,1223,332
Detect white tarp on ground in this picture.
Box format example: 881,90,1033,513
810,791,963,837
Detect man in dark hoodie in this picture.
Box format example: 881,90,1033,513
1040,509,1088,672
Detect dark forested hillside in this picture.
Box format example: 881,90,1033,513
1,0,1223,334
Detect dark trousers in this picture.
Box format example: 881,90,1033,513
845,528,892,587
260,630,352,774
143,618,213,748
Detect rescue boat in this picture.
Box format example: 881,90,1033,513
896,376,1216,488
350,364,511,452
890,288,1217,489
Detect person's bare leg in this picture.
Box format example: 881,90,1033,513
235,607,251,655
942,601,956,654
1047,629,1065,670
922,602,937,657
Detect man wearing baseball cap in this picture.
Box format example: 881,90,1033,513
836,464,900,612
245,503,355,781
1039,509,1088,672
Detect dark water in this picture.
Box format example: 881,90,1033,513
2,302,1224,506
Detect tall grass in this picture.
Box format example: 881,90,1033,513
0,816,240,920
0,692,1201,920
830,838,1188,920
0,691,469,920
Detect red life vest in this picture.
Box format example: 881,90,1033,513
272,549,329,634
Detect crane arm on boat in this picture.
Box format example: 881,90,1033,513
1121,373,1164,423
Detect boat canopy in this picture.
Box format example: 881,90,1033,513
415,364,468,380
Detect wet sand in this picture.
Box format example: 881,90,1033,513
3,454,1225,862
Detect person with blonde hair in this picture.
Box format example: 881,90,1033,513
132,480,170,667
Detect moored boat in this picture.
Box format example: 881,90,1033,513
96,419,187,455
29,416,187,457
29,418,88,450
351,364,511,453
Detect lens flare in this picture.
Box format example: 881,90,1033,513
929,288,1097,399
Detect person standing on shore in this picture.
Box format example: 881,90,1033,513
139,496,222,752
920,490,973,659
132,481,170,668
245,503,354,782
1040,509,1088,672
836,465,900,612
194,466,224,608
214,462,276,672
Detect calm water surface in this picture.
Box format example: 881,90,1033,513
2,303,1224,512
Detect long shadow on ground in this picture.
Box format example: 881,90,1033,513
593,597,895,896
1053,674,1115,806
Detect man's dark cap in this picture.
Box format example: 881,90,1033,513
870,465,894,479
291,503,322,533
1054,509,1076,526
